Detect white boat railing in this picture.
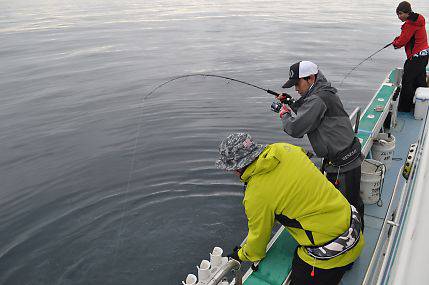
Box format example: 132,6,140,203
349,106,361,133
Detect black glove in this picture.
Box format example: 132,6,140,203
227,246,241,262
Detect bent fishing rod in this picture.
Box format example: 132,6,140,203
340,42,392,87
147,73,281,98
145,73,295,111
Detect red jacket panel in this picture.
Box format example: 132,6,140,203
393,13,428,59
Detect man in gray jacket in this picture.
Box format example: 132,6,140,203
277,61,364,225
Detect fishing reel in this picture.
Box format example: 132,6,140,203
270,93,295,113
270,101,282,113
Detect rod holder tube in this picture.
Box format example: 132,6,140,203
197,260,211,282
210,247,223,268
182,274,197,285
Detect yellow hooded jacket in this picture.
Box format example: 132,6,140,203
237,143,364,269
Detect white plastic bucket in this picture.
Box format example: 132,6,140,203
360,159,385,205
371,133,395,170
414,87,429,120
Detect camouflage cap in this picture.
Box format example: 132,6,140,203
215,133,267,171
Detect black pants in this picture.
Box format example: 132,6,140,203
326,166,364,230
398,55,429,112
290,249,351,285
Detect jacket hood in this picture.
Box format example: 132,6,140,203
304,71,337,99
407,13,425,27
241,145,279,182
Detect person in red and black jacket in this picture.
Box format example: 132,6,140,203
392,1,428,112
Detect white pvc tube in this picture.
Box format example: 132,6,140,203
197,260,211,282
182,274,197,285
210,247,223,267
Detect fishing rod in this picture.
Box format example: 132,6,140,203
146,73,277,97
145,73,295,109
339,42,392,87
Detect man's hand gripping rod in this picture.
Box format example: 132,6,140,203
267,89,295,113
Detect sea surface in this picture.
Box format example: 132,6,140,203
1,0,428,284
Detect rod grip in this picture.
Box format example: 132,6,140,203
267,89,280,96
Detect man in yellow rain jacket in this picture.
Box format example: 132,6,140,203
216,132,364,285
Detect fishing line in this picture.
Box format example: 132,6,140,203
115,54,394,250
339,43,392,87
112,42,394,263
112,73,282,259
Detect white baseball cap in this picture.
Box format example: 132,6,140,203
282,61,319,88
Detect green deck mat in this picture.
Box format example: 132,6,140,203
357,84,395,147
243,229,297,285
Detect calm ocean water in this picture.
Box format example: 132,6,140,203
1,0,428,284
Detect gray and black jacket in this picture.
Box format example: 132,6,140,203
281,71,362,172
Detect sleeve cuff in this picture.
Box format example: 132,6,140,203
238,248,247,262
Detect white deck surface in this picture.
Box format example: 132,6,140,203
341,112,423,285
